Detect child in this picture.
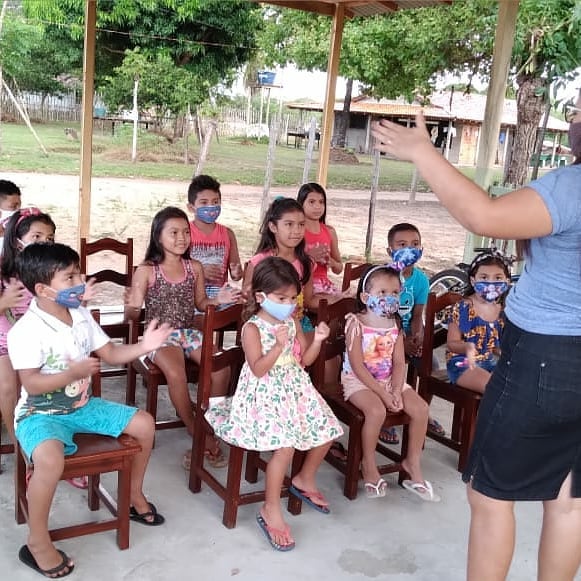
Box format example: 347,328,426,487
243,197,315,334
8,243,172,577
206,257,343,551
125,206,240,469
385,222,445,442
342,265,439,502
0,179,23,254
446,251,508,392
297,182,343,296
0,208,55,448
187,174,243,299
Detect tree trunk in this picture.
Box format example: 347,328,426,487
504,74,546,186
332,78,353,148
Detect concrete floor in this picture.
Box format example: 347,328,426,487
0,381,566,581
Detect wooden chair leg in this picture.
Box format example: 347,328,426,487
222,447,245,529
15,446,27,524
126,366,137,405
245,450,260,483
451,405,463,442
145,377,160,427
116,459,132,550
188,411,208,494
88,475,100,511
344,423,363,500
398,425,410,485
457,401,478,472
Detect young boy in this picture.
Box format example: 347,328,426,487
385,222,445,441
187,174,243,298
0,179,22,253
8,243,172,577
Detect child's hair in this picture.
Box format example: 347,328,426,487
17,242,79,294
355,264,402,328
244,256,301,322
466,250,511,297
2,208,56,281
144,206,190,264
387,222,421,247
188,174,221,205
256,197,311,286
0,180,21,199
297,182,327,223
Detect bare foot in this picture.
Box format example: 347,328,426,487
260,504,291,546
401,458,424,484
26,539,74,577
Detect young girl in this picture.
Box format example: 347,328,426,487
297,183,343,297
206,257,343,551
0,208,55,448
243,197,315,334
342,265,439,502
126,206,240,469
446,251,509,393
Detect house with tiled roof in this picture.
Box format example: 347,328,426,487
287,91,570,167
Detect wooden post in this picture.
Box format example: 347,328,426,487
131,77,139,163
317,3,345,187
260,121,278,221
195,120,216,177
409,167,419,203
302,117,317,184
364,149,381,262
78,0,97,244
0,0,8,155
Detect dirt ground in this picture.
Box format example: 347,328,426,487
3,171,467,304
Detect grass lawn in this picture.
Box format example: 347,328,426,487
0,120,505,189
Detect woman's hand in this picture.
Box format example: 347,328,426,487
81,277,97,303
1,278,27,309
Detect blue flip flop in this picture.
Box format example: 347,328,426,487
288,484,331,514
256,512,295,551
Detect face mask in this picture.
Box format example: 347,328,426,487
473,281,509,302
391,246,422,268
569,122,581,160
366,294,400,317
50,283,85,309
1,209,17,223
196,205,221,224
259,292,296,321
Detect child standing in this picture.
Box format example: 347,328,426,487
187,175,243,299
446,251,509,392
126,207,240,469
8,243,172,577
342,265,439,502
297,183,343,296
206,257,343,551
0,179,23,254
0,208,55,447
243,197,315,334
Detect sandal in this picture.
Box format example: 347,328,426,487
182,447,228,471
427,418,446,437
256,511,295,551
129,501,166,525
379,426,399,445
402,479,441,502
329,441,348,463
66,476,88,490
364,478,388,499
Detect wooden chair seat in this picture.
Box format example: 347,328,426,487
417,292,482,472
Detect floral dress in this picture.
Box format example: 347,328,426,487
205,315,343,451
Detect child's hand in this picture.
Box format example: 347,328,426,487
2,278,27,309
140,319,173,352
307,243,328,265
216,283,241,305
229,262,243,280
203,264,223,283
81,277,97,303
274,324,289,348
67,356,101,380
382,389,403,412
465,342,477,369
313,321,330,342
404,334,422,357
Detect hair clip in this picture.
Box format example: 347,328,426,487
469,248,509,271
16,207,42,227
361,264,402,290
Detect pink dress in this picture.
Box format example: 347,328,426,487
304,224,340,295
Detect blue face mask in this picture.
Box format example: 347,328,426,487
366,294,400,317
196,205,221,224
473,281,509,302
390,246,422,268
51,283,85,309
259,293,296,321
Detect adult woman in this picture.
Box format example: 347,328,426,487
371,90,581,581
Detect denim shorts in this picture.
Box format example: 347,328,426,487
447,355,496,384
16,397,137,461
462,318,581,500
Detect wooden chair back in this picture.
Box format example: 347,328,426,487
341,262,372,292
80,237,134,288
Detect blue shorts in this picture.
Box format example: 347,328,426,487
15,397,138,461
447,355,496,384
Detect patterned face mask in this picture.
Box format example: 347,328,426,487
196,205,221,224
390,247,422,269
366,294,400,317
473,281,509,302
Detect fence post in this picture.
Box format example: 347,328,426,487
302,117,317,184
364,149,381,261
259,121,279,221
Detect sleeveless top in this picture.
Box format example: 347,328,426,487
145,260,197,329
189,222,231,293
304,223,333,286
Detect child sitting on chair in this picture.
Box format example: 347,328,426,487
8,243,172,578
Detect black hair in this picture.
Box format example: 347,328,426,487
244,256,301,321
355,264,402,329
466,251,511,297
255,197,311,286
0,180,21,198
187,174,221,204
387,222,422,247
144,206,190,265
297,182,327,223
2,209,56,282
17,242,79,294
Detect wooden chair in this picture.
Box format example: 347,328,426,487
0,410,15,473
417,292,482,472
311,297,411,500
341,261,372,292
14,353,142,550
188,304,301,528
